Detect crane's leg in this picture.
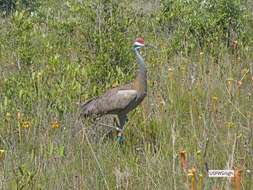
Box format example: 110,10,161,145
116,114,127,144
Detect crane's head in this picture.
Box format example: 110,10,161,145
133,37,145,50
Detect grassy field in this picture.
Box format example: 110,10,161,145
0,0,253,189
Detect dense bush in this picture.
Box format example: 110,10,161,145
160,0,250,54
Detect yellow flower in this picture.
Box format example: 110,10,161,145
226,78,234,84
168,67,174,79
6,112,11,118
37,71,42,77
168,67,174,72
225,122,236,128
112,81,119,88
22,121,31,128
187,171,193,177
0,149,5,161
226,78,234,94
51,119,60,129
187,167,197,190
212,96,218,102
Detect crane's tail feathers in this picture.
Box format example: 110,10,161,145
80,97,97,117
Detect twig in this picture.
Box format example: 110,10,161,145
96,122,123,132
172,121,177,190
17,57,21,70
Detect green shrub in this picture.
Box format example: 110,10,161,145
160,0,249,54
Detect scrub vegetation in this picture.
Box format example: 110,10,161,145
0,0,252,189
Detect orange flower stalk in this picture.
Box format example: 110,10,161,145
233,168,242,190
179,150,187,171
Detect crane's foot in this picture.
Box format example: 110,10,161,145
116,133,125,144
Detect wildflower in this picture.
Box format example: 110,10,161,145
187,167,196,190
226,78,234,94
51,119,60,129
5,112,12,120
232,40,238,49
212,96,218,102
0,149,5,161
200,52,204,55
168,67,174,72
22,121,31,128
168,67,174,80
226,78,234,85
6,112,11,118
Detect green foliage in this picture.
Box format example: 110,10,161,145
0,0,40,16
160,0,249,54
0,0,16,14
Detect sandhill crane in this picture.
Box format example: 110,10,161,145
81,37,147,142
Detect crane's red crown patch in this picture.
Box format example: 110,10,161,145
134,37,145,46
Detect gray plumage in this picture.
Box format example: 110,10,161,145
80,38,147,134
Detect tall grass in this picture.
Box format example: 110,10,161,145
0,0,252,189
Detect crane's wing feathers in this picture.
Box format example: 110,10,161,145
81,86,138,116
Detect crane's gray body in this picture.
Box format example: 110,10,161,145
81,47,147,132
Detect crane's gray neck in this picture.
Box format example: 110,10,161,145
134,48,146,71
133,48,147,94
